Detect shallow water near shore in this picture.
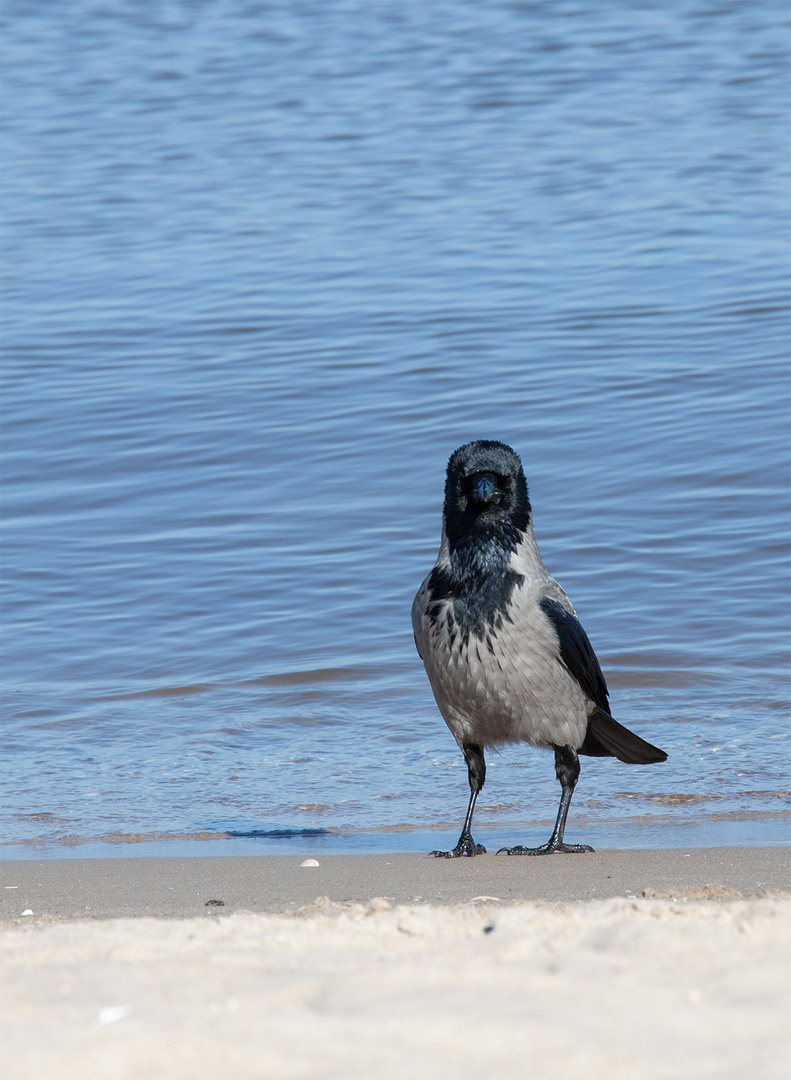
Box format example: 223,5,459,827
2,1,789,857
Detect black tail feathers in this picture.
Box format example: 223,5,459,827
580,708,667,765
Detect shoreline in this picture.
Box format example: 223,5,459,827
1,846,787,921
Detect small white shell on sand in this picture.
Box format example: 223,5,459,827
20,909,33,917
96,1005,132,1026
300,858,320,867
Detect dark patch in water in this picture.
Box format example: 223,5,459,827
226,828,331,839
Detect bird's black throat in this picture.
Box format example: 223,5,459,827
427,527,525,645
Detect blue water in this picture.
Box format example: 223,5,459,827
2,1,789,858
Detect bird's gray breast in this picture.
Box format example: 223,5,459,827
414,555,590,750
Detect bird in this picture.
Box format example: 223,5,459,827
412,439,667,858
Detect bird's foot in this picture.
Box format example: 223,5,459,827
496,841,594,856
429,835,486,858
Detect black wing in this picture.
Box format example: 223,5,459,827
538,596,609,712
539,596,667,764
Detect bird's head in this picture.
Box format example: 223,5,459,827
443,440,531,554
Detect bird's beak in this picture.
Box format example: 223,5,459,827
472,473,500,504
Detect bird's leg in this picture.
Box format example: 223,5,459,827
497,745,594,856
430,742,487,858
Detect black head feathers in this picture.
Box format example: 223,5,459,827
443,440,531,553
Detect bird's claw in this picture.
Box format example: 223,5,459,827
429,837,486,858
496,842,594,856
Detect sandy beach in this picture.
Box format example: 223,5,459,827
1,848,789,1079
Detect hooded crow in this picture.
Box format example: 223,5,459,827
412,440,667,857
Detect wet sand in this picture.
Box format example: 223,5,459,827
1,846,788,919
1,848,789,1080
